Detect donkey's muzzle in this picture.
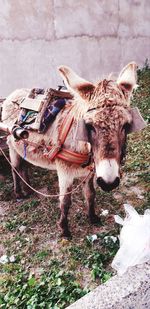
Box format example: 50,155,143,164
97,176,120,192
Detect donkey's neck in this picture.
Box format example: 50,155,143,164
69,98,89,121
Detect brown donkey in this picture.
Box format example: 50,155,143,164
1,62,145,237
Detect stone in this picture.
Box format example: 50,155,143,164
66,262,150,309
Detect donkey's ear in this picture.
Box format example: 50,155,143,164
117,62,138,99
58,65,95,99
129,107,147,133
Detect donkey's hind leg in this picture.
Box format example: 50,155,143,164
83,173,100,224
9,146,31,200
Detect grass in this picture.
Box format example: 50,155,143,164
0,62,149,308
0,261,88,309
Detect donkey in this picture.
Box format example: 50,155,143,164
1,62,145,237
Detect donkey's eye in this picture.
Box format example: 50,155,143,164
86,123,96,133
122,122,130,133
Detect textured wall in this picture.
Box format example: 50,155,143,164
66,262,150,309
0,0,150,96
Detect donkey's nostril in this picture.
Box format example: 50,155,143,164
97,177,104,187
113,176,120,188
97,176,120,192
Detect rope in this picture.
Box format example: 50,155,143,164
0,147,93,198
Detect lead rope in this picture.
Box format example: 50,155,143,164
0,147,93,198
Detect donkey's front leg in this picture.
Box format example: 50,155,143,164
57,167,73,238
83,173,100,224
8,145,24,200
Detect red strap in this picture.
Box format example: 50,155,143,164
46,105,74,161
58,105,74,145
44,146,89,164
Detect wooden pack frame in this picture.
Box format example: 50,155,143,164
20,88,73,131
20,88,73,112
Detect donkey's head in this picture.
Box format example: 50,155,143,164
58,63,145,192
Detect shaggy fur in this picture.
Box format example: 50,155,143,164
2,62,137,237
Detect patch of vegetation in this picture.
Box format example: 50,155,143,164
20,200,40,212
0,232,119,308
0,260,88,309
125,129,150,173
35,250,50,261
132,59,150,122
125,61,150,174
5,218,19,231
0,180,13,201
68,232,119,283
137,191,150,213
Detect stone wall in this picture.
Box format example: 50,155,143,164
0,0,150,96
66,262,150,309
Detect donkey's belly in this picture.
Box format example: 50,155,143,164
7,136,56,170
7,137,90,178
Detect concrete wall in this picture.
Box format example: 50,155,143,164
0,0,150,96
66,262,150,309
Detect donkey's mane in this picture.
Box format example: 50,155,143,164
71,79,128,121
90,79,127,109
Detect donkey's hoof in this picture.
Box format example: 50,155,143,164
16,193,25,202
16,198,23,202
23,192,32,199
61,230,72,239
23,188,33,198
90,215,101,225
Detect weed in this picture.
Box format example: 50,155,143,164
132,59,150,122
35,250,50,261
5,219,18,231
0,181,13,201
20,199,40,212
0,261,88,309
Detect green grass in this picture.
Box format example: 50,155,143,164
0,232,119,308
132,59,150,122
0,261,88,309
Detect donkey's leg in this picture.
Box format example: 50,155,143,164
20,160,33,197
83,173,100,224
57,166,73,237
9,146,24,200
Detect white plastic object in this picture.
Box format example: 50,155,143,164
111,204,150,275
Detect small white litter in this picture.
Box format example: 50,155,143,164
87,234,98,243
0,254,9,264
9,255,16,263
19,225,26,233
104,236,117,243
111,204,150,275
0,254,16,264
101,209,109,216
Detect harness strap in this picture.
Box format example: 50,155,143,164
16,105,89,166
45,105,74,161
45,104,89,164
59,105,74,145
44,146,89,164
